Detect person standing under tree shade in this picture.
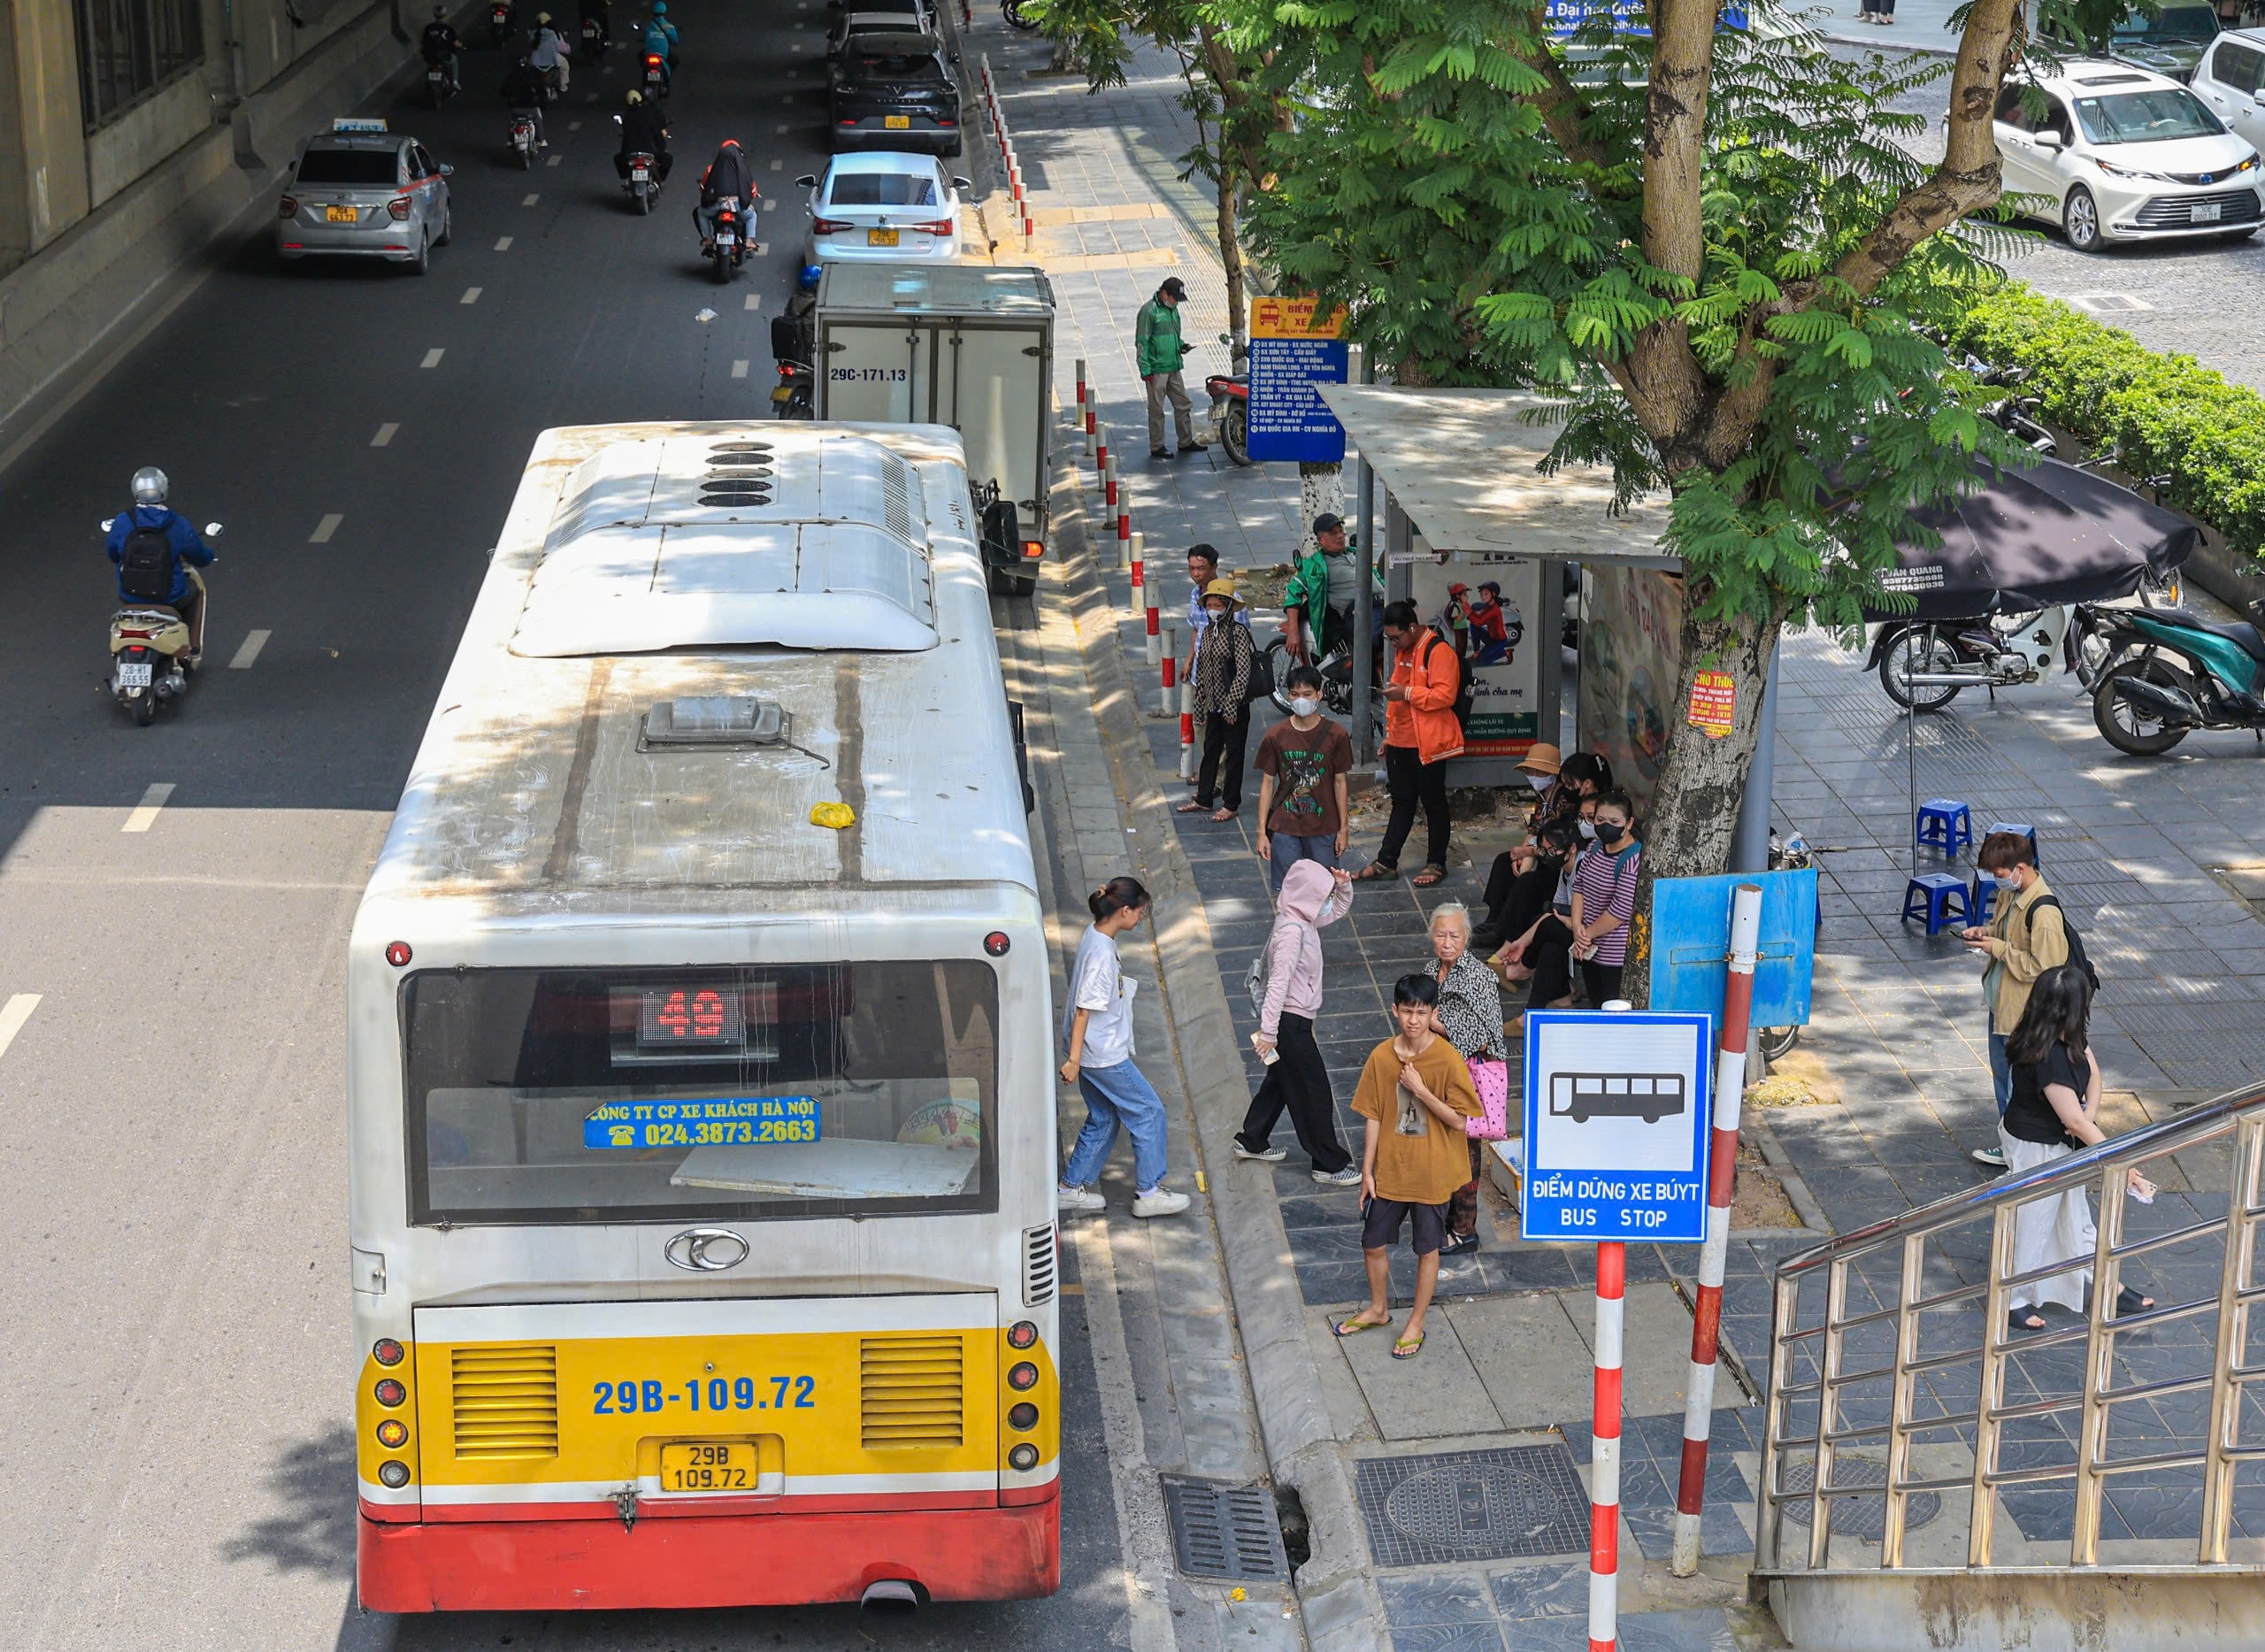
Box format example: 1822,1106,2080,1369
1178,580,1255,822
1134,277,1202,459
1568,790,1641,1005
1356,600,1463,889
1253,663,1354,894
1281,513,1344,665
1057,878,1190,1219
1236,860,1359,1183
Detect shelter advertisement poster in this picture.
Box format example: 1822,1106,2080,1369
1247,298,1348,465
1579,564,1685,819
1403,551,1542,760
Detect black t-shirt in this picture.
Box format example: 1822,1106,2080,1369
2005,1040,2088,1147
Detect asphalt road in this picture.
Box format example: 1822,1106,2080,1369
0,5,1134,1649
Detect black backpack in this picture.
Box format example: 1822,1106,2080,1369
117,522,177,603
1423,627,1474,730
2027,895,2101,990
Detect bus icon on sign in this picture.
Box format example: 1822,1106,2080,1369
1549,1072,1688,1126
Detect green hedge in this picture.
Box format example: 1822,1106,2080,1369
1950,283,2265,559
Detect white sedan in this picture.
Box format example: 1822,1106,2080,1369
796,152,970,265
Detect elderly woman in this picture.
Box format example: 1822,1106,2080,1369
1178,577,1256,822
1424,901,1507,1256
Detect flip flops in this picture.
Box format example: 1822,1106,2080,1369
1392,1331,1426,1360
1332,1315,1393,1339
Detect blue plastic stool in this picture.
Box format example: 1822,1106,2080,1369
1916,800,1974,857
1969,874,1998,926
1902,873,1971,935
1985,821,2038,864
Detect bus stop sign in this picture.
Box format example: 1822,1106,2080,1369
1520,1010,1713,1242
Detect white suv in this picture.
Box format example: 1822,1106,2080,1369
1992,58,2262,250
2190,29,2265,149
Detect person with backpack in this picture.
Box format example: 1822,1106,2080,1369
1233,860,1358,1183
1962,829,2070,1172
105,467,215,664
1354,599,1464,888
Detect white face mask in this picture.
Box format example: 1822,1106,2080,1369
1289,695,1320,718
1525,772,1552,792
1578,820,1598,840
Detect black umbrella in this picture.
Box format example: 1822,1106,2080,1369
1865,454,2199,622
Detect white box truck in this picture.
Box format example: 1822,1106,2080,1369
810,263,1055,596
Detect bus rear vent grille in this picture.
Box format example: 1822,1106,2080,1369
1024,1222,1057,1306
450,1343,560,1460
859,1334,964,1448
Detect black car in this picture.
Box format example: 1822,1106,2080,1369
2050,2,2222,81
829,29,962,157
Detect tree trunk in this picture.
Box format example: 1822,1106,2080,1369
1624,603,1781,1008
1049,33,1079,73
1298,462,1343,543
1216,158,1247,345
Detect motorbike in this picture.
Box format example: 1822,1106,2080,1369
487,0,514,45
509,111,540,169
1869,605,2075,711
610,116,661,212
2073,594,2265,757
1203,333,1251,466
424,53,459,109
104,520,222,726
578,13,606,64
1002,0,1040,26
706,196,747,283
642,50,669,96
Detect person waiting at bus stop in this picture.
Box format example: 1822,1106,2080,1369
1057,877,1190,1219
1355,600,1463,888
1280,513,1343,665
1178,580,1255,822
1962,829,2069,1172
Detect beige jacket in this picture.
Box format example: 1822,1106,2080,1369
1985,874,2069,1033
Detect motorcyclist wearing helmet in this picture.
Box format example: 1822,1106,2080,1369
614,88,673,181
500,54,549,145
420,5,464,91
105,468,215,665
694,138,755,251
579,0,610,50
528,8,571,92
633,12,672,91
647,0,679,63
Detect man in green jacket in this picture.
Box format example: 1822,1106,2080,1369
1135,277,1201,460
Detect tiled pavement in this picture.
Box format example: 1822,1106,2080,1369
975,7,2265,1640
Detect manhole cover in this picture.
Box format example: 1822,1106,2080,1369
1777,1456,1942,1541
1161,1476,1287,1582
1353,1445,1591,1567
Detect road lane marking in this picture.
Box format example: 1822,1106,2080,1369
495,235,513,250
460,286,482,304
311,513,343,543
523,193,539,205
744,293,760,311
770,158,783,171
371,422,398,447
546,153,562,167
777,123,788,133
569,119,582,131
421,348,444,368
228,629,271,670
731,359,749,378
0,995,38,1062
122,782,174,834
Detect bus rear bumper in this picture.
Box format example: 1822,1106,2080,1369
357,1491,1061,1610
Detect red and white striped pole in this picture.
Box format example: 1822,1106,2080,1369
1075,358,1089,455
1095,426,1110,494
1590,1238,1626,1652
1179,671,1196,778
1669,880,1764,1576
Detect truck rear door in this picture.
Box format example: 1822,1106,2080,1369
947,325,1044,526
821,321,932,423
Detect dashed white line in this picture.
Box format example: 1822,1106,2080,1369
770,158,783,171
776,123,788,133
546,153,562,168
228,629,271,670
311,512,343,543
122,782,175,834
568,119,582,131
495,235,513,250
371,422,398,448
460,287,482,304
522,193,539,205
421,348,445,368
0,995,39,1062
744,293,761,311
731,359,749,378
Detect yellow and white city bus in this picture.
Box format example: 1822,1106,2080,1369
346,421,1060,1611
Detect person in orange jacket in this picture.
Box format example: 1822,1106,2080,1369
1354,599,1463,887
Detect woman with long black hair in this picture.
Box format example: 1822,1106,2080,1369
1058,876,1190,1219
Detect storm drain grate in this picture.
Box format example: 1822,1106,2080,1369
1777,1456,1943,1541
1353,1444,1592,1567
1161,1475,1288,1581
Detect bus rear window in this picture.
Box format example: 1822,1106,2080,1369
403,962,997,1225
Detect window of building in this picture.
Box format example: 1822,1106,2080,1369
74,0,204,132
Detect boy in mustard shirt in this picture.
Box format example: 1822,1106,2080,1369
1335,973,1480,1359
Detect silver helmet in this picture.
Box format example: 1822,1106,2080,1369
130,466,169,506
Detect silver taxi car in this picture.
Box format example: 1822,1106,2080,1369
277,119,454,273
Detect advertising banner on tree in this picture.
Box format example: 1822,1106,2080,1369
1247,297,1348,465
1578,564,1685,821
1401,549,1543,761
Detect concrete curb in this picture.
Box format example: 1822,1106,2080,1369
1816,26,1958,57
1047,426,1386,1651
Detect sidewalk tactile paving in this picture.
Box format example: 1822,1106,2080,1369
1354,1445,1591,1567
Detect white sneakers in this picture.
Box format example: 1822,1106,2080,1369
1132,1187,1191,1218
1056,1184,1106,1212
1311,1165,1362,1186
1232,1141,1288,1163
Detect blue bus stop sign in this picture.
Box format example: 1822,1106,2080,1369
1520,1010,1714,1242
1646,869,1818,1029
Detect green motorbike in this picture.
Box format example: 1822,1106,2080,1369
2073,595,2265,756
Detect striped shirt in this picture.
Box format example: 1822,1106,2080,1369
1570,842,1641,968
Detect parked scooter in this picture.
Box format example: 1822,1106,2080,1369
705,196,746,283
1002,0,1040,26
2073,595,2265,756
1869,606,2074,711
104,521,221,726
1204,333,1251,466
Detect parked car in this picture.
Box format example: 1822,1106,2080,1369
276,119,454,273
1992,59,2262,251
2100,3,2222,81
797,153,969,264
2188,28,2265,149
829,29,963,156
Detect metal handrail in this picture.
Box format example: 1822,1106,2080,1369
1759,1078,2265,1576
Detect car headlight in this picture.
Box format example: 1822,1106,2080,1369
2093,158,2167,181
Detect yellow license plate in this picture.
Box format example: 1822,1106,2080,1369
884,115,910,129
658,1441,758,1493
325,204,357,223
771,385,795,403
867,227,900,246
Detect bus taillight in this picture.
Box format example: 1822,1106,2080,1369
374,1378,407,1408
385,941,412,967
1009,1362,1038,1391
372,1337,405,1366
376,1419,409,1448
378,1461,411,1487
1008,1444,1040,1471
1008,1320,1038,1348
1008,1402,1039,1431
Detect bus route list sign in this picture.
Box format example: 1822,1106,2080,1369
1246,296,1349,465
1520,1010,1713,1241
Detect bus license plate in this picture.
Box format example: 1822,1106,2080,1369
884,115,910,129
2193,202,2223,223
118,662,154,688
868,227,899,246
326,204,357,223
659,1441,757,1492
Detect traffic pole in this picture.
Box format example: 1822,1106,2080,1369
1669,880,1765,1577
1095,426,1110,494
1128,521,1145,593
1590,1238,1625,1652
1179,672,1196,778
1103,450,1118,513
1144,603,1162,666
1126,527,1142,576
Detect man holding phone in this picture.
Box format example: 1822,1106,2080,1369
1961,831,2067,1171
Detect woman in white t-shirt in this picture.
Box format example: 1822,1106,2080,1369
1058,877,1189,1218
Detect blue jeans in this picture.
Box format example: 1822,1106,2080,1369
1268,832,1337,894
1063,1058,1169,1192
1988,1030,2012,1116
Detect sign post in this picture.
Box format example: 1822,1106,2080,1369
1523,1008,1715,1652
1245,297,1348,465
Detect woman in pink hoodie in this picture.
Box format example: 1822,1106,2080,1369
1233,859,1359,1182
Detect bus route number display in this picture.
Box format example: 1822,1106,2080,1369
639,987,745,1050
583,1096,820,1149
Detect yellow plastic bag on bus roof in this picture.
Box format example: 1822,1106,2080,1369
809,801,856,831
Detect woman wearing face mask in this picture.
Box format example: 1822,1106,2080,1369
1568,789,1642,1005
1422,902,1507,1255
1489,795,1595,1031
1529,749,1613,836
1473,819,1578,957
1178,579,1256,823
1253,662,1354,895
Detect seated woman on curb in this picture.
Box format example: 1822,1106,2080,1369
1488,796,1598,1031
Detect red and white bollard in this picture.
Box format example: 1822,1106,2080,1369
1074,357,1089,454
1095,425,1109,492
1144,603,1162,666
1590,1239,1626,1652
1126,519,1143,591
1669,880,1765,1577
1125,528,1141,575
1103,450,1118,512
1179,672,1197,778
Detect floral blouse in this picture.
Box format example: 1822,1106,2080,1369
1432,949,1507,1065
